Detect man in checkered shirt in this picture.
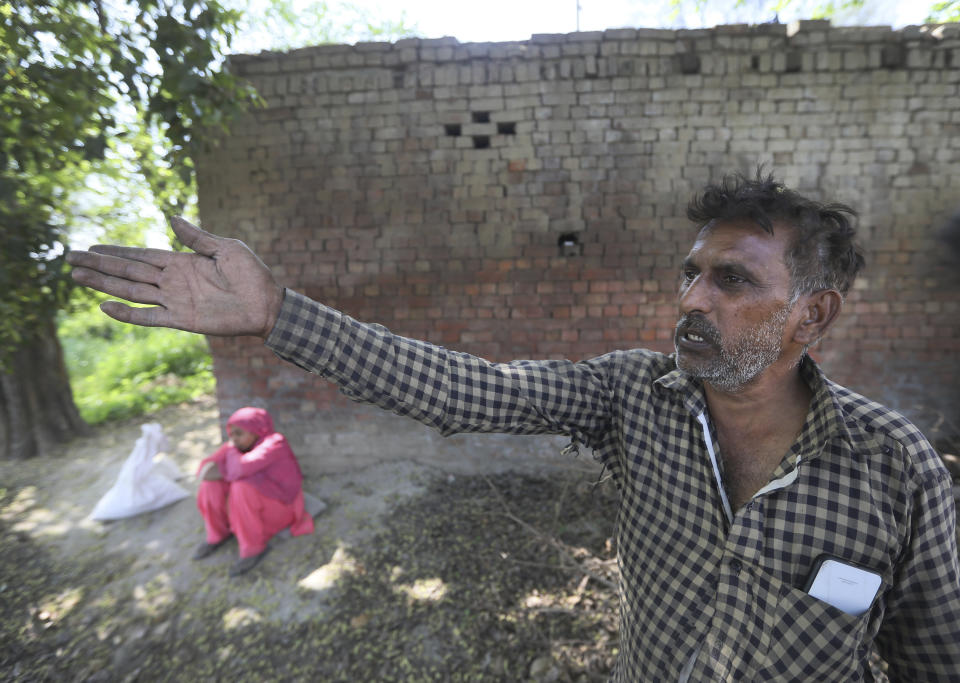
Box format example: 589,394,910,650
69,172,960,680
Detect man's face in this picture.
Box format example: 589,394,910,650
674,220,798,392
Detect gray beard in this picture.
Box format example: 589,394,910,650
675,304,793,393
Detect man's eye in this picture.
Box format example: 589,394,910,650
722,274,746,285
681,269,697,281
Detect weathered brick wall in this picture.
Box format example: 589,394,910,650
197,20,960,443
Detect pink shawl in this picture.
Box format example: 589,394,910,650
198,407,304,504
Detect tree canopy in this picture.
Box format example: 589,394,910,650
928,0,960,22
0,0,259,366
0,1,414,458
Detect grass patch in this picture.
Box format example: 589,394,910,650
58,292,214,425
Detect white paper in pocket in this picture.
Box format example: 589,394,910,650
804,555,882,616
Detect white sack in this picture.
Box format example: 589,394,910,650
151,453,187,481
89,423,189,521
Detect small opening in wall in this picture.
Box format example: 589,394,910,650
785,52,802,73
557,232,581,256
472,111,491,123
750,55,760,71
444,124,462,137
497,122,516,135
880,44,905,69
679,53,700,75
472,135,491,149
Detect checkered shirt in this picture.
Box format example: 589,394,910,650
267,289,960,681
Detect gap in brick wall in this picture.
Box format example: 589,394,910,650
444,123,462,137
679,53,700,74
557,232,581,256
497,122,516,135
472,111,491,123
750,55,760,71
472,135,490,149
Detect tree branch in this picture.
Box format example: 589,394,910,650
482,474,619,592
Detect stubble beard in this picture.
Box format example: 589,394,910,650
675,303,794,393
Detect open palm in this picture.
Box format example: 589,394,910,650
67,217,284,338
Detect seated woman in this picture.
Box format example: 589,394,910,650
194,406,314,575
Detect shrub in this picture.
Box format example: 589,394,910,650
59,293,215,425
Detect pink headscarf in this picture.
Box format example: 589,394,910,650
199,407,304,504
227,407,276,446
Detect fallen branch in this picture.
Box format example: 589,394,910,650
481,474,619,592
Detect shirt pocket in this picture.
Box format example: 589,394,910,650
756,582,873,681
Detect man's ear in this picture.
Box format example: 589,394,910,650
792,290,843,346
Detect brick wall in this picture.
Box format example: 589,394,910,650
196,20,960,443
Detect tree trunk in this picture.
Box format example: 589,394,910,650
0,315,89,459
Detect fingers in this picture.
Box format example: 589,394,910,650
68,244,171,270
86,244,174,267
171,216,221,257
70,267,163,305
99,301,171,328
64,217,221,270
67,249,164,284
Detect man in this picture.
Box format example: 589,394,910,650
67,172,960,680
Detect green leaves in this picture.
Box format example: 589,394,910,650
1,0,256,369
58,296,215,424
4,0,415,372
229,0,415,53
928,0,960,22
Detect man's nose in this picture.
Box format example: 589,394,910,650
678,274,711,315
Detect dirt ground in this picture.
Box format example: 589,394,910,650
0,396,621,682
4,395,955,681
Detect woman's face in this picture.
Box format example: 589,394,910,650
227,425,258,452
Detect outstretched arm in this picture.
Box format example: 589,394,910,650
66,217,284,338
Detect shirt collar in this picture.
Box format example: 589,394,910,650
654,353,855,458
654,357,708,417
792,355,855,458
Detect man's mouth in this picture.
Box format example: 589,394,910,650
676,330,711,349
675,315,719,350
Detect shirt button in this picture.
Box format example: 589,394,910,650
730,559,742,574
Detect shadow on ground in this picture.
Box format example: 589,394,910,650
0,397,620,682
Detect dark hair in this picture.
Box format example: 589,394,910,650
687,170,865,298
